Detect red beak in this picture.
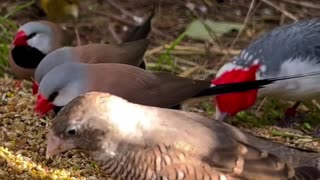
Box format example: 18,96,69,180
35,94,55,116
32,81,39,95
13,31,28,46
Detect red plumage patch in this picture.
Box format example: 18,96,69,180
13,31,28,46
212,64,260,116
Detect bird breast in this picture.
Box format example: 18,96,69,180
259,57,320,100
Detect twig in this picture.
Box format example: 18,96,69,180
280,0,320,10
261,0,298,21
255,97,267,114
188,9,227,57
312,99,320,111
107,23,122,44
145,45,240,56
229,0,256,51
271,130,307,138
94,11,137,26
152,28,176,40
213,0,260,71
106,0,137,19
74,25,81,46
178,66,204,78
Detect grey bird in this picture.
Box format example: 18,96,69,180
35,60,320,116
212,18,320,127
34,63,212,116
32,11,154,94
9,20,72,80
46,92,320,180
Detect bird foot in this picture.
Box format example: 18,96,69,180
15,80,23,89
284,107,297,117
312,124,320,138
277,111,305,128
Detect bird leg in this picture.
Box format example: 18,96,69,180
15,80,23,89
285,101,301,117
278,101,301,127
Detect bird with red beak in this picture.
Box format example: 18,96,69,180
34,60,320,117
32,11,154,95
213,18,320,129
9,20,72,81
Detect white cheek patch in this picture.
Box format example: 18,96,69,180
261,57,320,100
53,81,86,106
27,33,51,54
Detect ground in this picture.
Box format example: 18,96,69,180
1,0,320,179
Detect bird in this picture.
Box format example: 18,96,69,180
212,18,320,126
39,0,79,22
32,11,154,95
35,61,320,116
9,20,73,80
46,92,320,180
34,62,211,116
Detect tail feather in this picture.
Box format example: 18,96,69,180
294,166,320,180
122,9,154,42
194,71,320,97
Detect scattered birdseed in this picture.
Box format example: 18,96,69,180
0,75,108,180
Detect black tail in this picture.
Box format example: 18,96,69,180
294,166,320,180
193,71,320,97
122,10,154,43
122,8,155,69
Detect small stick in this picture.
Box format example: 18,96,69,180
261,0,298,21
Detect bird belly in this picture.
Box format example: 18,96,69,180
258,58,320,100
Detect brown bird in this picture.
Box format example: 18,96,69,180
9,20,72,80
35,63,211,115
46,92,320,180
33,11,153,94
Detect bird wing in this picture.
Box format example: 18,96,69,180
87,64,210,108
75,39,149,66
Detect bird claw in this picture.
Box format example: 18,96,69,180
312,124,320,138
277,115,298,128
277,113,305,128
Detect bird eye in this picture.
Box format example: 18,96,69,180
48,91,59,102
66,128,76,135
27,32,36,39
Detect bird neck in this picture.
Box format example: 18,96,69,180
104,100,157,141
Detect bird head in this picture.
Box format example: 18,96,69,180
212,62,261,120
11,21,54,69
45,92,137,158
13,21,53,52
33,47,75,95
35,63,86,116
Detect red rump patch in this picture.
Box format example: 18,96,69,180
212,64,260,116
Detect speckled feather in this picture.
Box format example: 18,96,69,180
48,92,320,180
233,18,320,76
